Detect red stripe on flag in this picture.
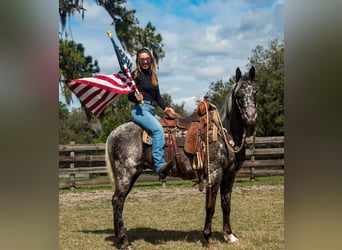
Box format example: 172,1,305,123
65,73,136,117
81,88,103,106
95,74,131,86
75,84,93,97
91,93,118,117
72,78,134,94
87,89,111,112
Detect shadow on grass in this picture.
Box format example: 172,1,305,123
80,227,227,248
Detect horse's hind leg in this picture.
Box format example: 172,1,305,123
220,174,239,243
112,191,129,249
112,173,139,249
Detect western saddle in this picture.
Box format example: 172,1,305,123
142,97,234,191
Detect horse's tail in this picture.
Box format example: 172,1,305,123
105,139,115,188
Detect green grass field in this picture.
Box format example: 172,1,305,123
59,177,284,249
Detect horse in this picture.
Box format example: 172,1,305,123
105,66,257,249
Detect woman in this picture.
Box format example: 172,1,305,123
128,48,175,178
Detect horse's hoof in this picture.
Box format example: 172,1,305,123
208,244,218,250
207,239,219,250
159,172,167,180
118,239,133,250
224,232,239,243
120,244,133,250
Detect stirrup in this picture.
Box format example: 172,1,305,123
142,130,152,145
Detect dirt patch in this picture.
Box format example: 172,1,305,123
234,185,284,193
59,185,283,206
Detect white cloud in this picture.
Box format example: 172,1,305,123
60,0,283,113
177,96,199,112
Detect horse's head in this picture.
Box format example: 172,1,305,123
233,66,257,128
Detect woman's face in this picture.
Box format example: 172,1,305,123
139,52,151,70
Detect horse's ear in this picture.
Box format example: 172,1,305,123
236,67,241,82
249,66,255,81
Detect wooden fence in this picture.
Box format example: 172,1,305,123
59,136,284,188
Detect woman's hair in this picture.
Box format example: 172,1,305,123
134,48,158,86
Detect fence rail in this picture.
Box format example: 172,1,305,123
59,136,284,188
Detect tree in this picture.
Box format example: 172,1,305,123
59,0,86,32
170,102,189,118
95,1,137,51
59,0,165,65
59,39,100,105
153,93,189,118
205,78,235,105
59,101,69,121
205,39,284,136
59,0,165,128
96,95,133,142
247,39,284,136
132,22,164,65
59,102,98,144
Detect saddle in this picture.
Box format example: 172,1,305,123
142,97,231,191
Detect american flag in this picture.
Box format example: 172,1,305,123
110,33,133,74
65,32,136,117
66,73,135,117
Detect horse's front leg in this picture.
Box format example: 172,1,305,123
203,185,219,245
220,174,239,243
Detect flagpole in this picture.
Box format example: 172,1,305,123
106,31,143,104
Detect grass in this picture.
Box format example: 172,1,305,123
59,176,283,249
59,176,284,193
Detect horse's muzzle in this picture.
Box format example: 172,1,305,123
243,109,257,125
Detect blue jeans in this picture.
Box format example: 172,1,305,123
131,102,166,171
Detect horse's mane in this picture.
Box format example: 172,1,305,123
218,82,238,129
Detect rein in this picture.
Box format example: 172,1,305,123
203,100,213,207
208,103,245,153
232,82,258,153
208,102,257,153
200,95,257,208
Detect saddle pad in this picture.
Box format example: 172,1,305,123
142,128,188,145
142,130,152,145
142,125,218,148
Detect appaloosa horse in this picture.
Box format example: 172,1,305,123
105,66,257,249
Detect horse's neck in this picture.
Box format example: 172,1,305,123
220,90,245,146
230,111,244,146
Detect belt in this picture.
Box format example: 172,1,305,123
143,100,153,105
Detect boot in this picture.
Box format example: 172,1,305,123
156,160,174,179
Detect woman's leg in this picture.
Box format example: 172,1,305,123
131,104,167,171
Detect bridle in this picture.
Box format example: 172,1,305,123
229,80,257,153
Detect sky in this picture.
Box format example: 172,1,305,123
60,0,284,112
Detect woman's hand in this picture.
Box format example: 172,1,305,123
135,93,144,102
164,107,177,118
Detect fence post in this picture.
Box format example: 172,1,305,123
249,154,256,181
247,136,256,181
70,141,76,190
